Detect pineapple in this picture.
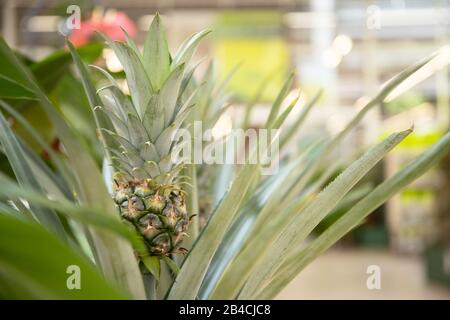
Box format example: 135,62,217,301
113,178,188,256
94,14,207,257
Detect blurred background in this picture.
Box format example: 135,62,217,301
1,0,450,299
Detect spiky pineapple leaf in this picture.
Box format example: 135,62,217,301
102,36,153,117
162,63,185,127
67,41,103,108
278,55,433,203
97,85,138,121
167,163,260,299
91,65,120,88
184,165,199,240
270,95,299,129
199,154,308,295
199,152,315,299
265,72,295,128
259,130,450,299
278,53,437,209
143,94,165,142
127,112,150,146
167,94,294,299
280,89,322,148
236,128,412,299
156,104,194,158
143,13,171,90
172,29,211,68
0,214,127,299
121,27,141,60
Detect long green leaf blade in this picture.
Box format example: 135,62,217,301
237,128,412,299
261,130,450,299
0,214,127,299
0,112,67,239
167,163,260,299
265,72,294,128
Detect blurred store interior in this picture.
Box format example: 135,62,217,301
1,0,450,299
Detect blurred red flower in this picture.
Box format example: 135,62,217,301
69,9,137,46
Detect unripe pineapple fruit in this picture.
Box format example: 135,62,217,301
114,179,189,255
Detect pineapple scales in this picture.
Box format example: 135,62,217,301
94,14,208,257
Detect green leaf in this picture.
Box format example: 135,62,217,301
143,94,165,142
0,43,102,102
325,55,435,156
200,106,303,298
0,184,134,241
280,89,322,148
102,35,153,117
211,55,437,300
0,43,103,152
67,40,116,163
186,163,200,239
281,54,437,208
0,99,74,200
0,75,36,100
67,41,103,109
172,29,211,68
237,128,412,299
121,27,141,59
162,63,185,127
0,38,35,91
163,256,180,276
260,130,450,299
270,95,299,130
0,111,67,239
21,142,73,201
30,42,103,94
56,74,99,148
0,201,23,217
314,182,373,234
142,256,161,281
0,214,127,299
143,13,171,90
265,72,294,128
208,196,305,299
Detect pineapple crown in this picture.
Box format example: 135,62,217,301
92,13,210,184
